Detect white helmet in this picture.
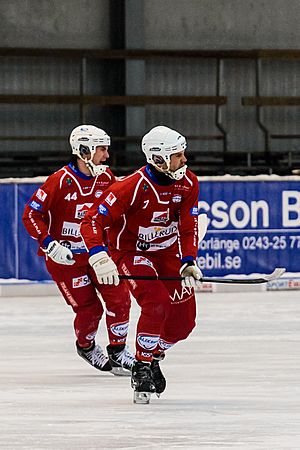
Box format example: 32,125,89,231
69,125,110,176
142,126,187,180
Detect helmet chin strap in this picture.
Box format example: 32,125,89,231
84,159,108,177
165,164,187,180
154,159,187,181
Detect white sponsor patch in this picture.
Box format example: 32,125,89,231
151,210,169,223
95,190,103,198
72,275,91,288
86,331,97,341
61,221,81,237
36,188,47,202
105,192,117,206
133,256,154,268
158,338,174,351
75,203,93,219
172,194,182,203
136,235,177,252
138,221,178,242
137,334,159,350
110,321,129,337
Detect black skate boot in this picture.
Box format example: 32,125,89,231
151,355,166,397
76,341,112,372
107,344,135,376
131,361,156,404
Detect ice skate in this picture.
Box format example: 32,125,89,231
131,361,156,404
76,341,112,372
107,344,135,376
151,358,166,397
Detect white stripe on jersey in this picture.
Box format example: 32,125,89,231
130,176,143,206
138,170,169,205
116,214,127,250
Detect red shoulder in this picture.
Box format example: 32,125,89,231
112,170,143,191
40,167,66,190
185,168,198,184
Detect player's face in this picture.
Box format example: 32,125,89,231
92,146,110,165
169,150,187,171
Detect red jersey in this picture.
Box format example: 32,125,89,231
23,163,116,256
81,165,199,261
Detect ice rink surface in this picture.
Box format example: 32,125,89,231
0,290,300,450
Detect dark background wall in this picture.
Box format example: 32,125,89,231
0,0,299,177
144,0,300,49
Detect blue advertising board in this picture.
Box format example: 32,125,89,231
0,184,17,278
0,178,299,280
198,180,300,275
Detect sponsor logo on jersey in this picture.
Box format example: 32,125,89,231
59,240,86,251
72,275,91,288
140,351,153,359
138,222,178,242
175,185,190,191
59,282,77,307
29,200,42,211
36,188,47,202
95,190,103,198
61,221,80,237
75,203,93,219
98,204,109,216
85,331,97,341
172,194,182,203
170,285,193,303
190,206,198,216
137,333,159,350
105,192,117,206
133,256,154,268
137,241,151,251
158,338,174,351
120,263,138,290
96,181,110,186
137,235,177,252
110,321,129,337
151,210,169,223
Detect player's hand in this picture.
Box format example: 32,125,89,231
180,261,203,288
89,251,119,286
43,240,75,265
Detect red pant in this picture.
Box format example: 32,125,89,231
46,254,131,348
116,252,197,361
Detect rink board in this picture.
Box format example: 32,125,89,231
0,176,299,280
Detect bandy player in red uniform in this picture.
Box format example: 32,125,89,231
81,125,203,403
22,125,134,376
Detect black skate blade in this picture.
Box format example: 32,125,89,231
111,366,131,377
133,391,151,404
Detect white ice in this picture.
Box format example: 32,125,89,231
0,290,300,450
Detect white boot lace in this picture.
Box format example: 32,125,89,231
116,345,135,369
89,345,108,368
